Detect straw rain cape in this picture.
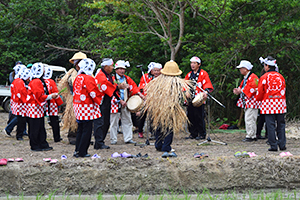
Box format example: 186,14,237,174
142,74,193,135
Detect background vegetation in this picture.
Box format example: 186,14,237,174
1,0,299,124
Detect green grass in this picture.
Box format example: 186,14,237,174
2,189,299,200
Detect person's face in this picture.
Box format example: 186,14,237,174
239,67,249,76
104,64,114,74
264,63,270,72
115,68,126,76
190,61,201,71
151,68,161,78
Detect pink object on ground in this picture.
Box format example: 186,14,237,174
15,158,23,162
285,152,293,156
279,152,286,157
249,152,257,157
0,158,8,166
121,152,132,158
7,158,14,162
50,159,58,164
43,158,51,162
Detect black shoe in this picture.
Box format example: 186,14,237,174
69,140,76,145
17,137,24,141
76,154,91,158
142,154,149,158
185,135,195,140
280,147,287,151
31,148,43,152
268,148,278,151
23,132,29,136
195,136,205,140
43,147,53,151
73,151,79,157
256,135,266,140
54,138,63,142
242,138,254,142
3,129,12,137
98,144,110,149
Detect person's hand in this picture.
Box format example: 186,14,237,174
136,111,141,117
51,93,58,99
118,82,128,90
185,92,191,99
233,88,241,95
120,100,127,107
202,92,208,100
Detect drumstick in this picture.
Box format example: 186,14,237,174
196,85,225,108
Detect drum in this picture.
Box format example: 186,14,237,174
192,93,205,107
127,95,143,112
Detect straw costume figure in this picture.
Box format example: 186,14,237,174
142,60,194,157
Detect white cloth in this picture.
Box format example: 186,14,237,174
21,68,31,80
31,63,44,79
190,56,201,63
244,108,258,139
147,62,162,73
259,57,279,72
14,65,26,79
78,58,96,76
236,60,253,70
110,107,133,143
43,66,53,79
100,58,113,67
115,60,130,69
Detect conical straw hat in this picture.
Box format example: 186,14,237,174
69,52,87,64
161,60,182,76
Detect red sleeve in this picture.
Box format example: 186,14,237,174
95,70,116,97
14,79,28,103
185,72,191,80
126,75,139,96
243,74,259,98
255,74,266,101
49,79,64,106
202,70,214,91
86,75,104,105
30,79,48,106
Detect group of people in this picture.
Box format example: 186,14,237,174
4,62,63,152
233,56,287,151
3,52,287,157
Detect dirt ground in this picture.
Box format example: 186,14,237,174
1,109,300,196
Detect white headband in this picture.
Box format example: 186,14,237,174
101,58,114,67
31,62,44,79
78,58,96,76
190,56,201,63
14,65,27,79
148,62,162,73
259,57,278,72
114,60,130,69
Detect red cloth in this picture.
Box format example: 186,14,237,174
138,73,153,95
95,69,117,97
219,124,229,129
255,71,287,114
185,69,214,96
73,74,104,120
236,73,260,109
26,79,48,118
45,79,63,116
10,78,27,116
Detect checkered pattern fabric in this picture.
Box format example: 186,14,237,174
110,96,119,114
25,103,45,118
260,99,287,114
73,103,101,120
237,96,260,109
46,102,58,116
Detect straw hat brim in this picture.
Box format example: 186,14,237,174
161,69,182,76
69,52,87,64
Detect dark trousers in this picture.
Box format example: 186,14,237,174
131,113,139,128
155,128,173,152
265,114,286,150
28,117,50,150
187,104,206,138
49,116,61,142
76,120,93,156
138,112,153,133
16,115,26,139
94,95,111,148
256,114,268,137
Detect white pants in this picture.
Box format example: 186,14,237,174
110,107,133,143
244,108,258,139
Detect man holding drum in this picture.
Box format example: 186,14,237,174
185,56,213,140
109,60,144,145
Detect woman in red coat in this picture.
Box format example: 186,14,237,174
73,58,104,157
27,63,58,151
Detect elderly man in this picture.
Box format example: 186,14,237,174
109,60,144,145
233,60,259,142
185,56,212,140
94,58,127,149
